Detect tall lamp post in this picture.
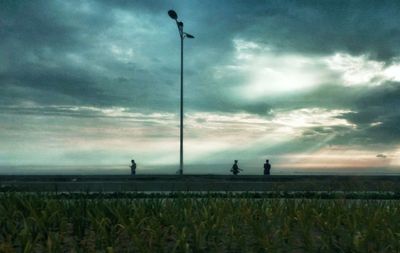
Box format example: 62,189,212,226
168,10,194,175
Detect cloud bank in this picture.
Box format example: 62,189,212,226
1,0,400,173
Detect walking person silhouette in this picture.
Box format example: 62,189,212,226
130,160,137,175
230,160,242,175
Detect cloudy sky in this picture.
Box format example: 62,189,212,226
1,0,400,174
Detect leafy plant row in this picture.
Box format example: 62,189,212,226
1,193,400,252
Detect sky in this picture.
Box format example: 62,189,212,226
1,0,400,174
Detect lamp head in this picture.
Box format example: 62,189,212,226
184,32,195,39
168,10,178,20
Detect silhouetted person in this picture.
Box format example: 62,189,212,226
264,159,271,175
130,160,136,175
230,160,242,175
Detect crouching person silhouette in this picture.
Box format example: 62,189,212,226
230,160,242,175
130,160,137,175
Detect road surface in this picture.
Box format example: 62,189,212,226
1,175,400,192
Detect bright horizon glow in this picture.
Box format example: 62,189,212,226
0,107,367,170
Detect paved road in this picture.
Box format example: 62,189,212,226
1,175,400,192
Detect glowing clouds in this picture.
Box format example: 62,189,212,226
110,45,135,63
326,53,400,86
271,108,354,129
217,39,400,102
228,39,325,98
279,147,393,170
384,63,400,81
183,109,355,162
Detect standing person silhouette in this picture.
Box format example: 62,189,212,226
264,159,271,175
230,160,242,175
130,160,137,175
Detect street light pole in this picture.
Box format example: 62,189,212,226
168,10,194,175
180,27,184,176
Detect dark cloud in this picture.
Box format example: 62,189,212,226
377,154,387,159
0,1,113,60
233,0,400,62
1,0,399,112
302,126,342,137
0,0,182,111
332,82,400,145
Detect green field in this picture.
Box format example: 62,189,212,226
1,193,400,252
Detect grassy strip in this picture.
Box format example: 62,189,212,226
2,191,400,199
1,193,400,252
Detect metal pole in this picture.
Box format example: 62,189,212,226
168,11,193,176
180,32,184,175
